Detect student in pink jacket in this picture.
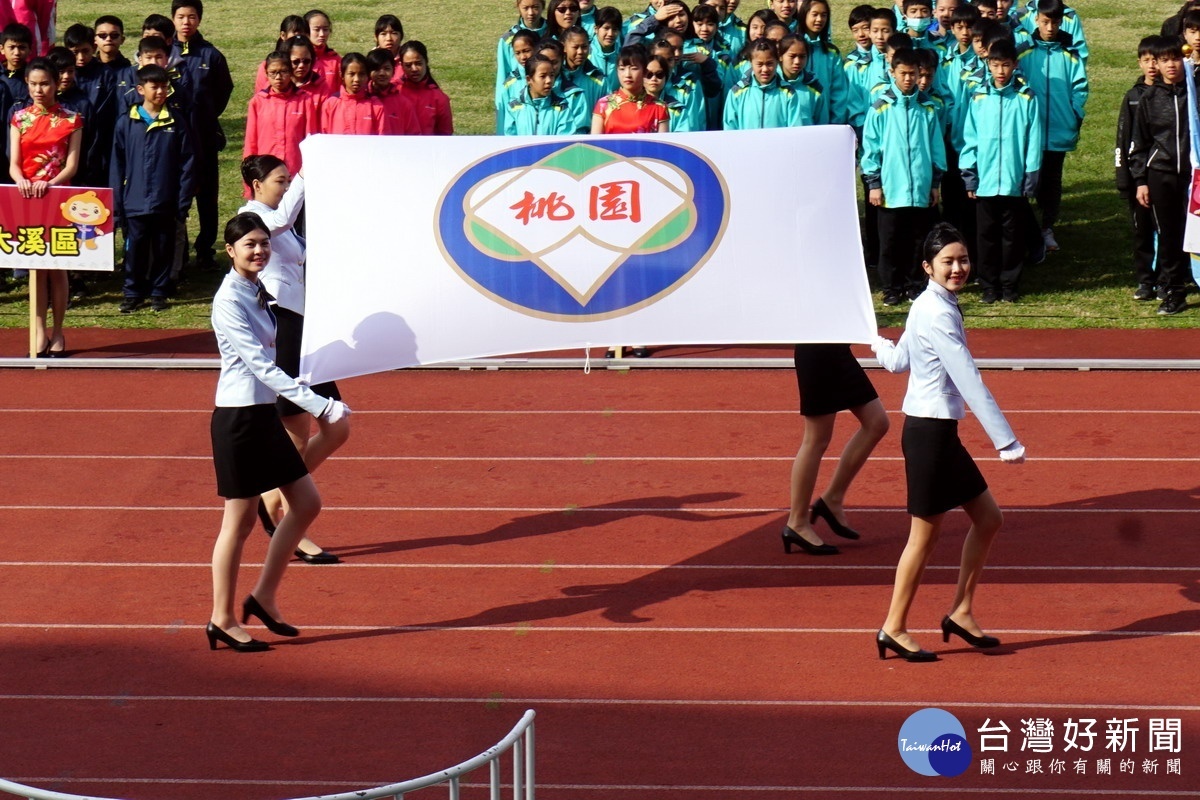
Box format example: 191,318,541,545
305,9,342,96
243,51,321,196
320,52,386,134
366,48,420,134
397,40,453,135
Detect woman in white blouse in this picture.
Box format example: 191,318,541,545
240,155,349,565
871,223,1025,663
208,213,351,652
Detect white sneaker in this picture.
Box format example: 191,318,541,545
1041,227,1060,252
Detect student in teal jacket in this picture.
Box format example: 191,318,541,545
1016,0,1087,251
800,0,850,124
496,0,547,98
502,54,578,135
777,34,827,125
495,29,539,133
960,38,1044,304
861,48,947,305
723,39,802,129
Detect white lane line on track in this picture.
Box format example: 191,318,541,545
2,623,1197,638
1,455,1197,463
0,562,1193,573
2,695,1197,712
0,505,1195,513
8,779,1197,796
2,408,1199,415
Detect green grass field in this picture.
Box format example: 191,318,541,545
0,0,1190,331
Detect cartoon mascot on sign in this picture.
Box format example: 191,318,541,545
60,190,111,250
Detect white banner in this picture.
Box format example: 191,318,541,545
298,127,876,385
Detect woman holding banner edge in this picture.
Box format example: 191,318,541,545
239,154,348,565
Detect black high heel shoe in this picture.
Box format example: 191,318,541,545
260,500,340,564
876,629,937,662
941,616,1000,649
242,594,300,637
205,621,269,652
810,498,861,540
782,525,839,555
257,498,277,534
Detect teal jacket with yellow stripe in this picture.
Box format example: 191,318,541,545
860,86,946,209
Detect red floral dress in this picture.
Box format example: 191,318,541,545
11,103,83,181
593,89,668,134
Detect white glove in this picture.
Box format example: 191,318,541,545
998,441,1025,464
321,399,351,424
870,335,894,355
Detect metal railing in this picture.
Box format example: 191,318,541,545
0,709,535,800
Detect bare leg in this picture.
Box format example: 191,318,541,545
266,414,350,556
210,497,258,641
250,474,321,621
48,271,68,351
785,413,836,546
33,271,49,352
819,399,889,525
881,512,944,652
946,490,1004,636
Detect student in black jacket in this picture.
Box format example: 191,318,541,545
1116,37,1160,302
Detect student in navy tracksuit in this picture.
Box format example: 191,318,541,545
1115,37,1159,302
170,0,233,270
110,64,196,312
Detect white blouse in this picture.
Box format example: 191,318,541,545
239,175,307,315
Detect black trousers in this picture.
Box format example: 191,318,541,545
1147,170,1189,292
975,196,1026,293
1124,194,1158,288
878,206,934,294
191,149,220,262
122,212,175,299
1035,150,1067,229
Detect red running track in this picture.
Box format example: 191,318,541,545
0,367,1197,799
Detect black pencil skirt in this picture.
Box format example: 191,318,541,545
211,404,309,499
793,343,879,417
901,416,988,517
273,305,341,418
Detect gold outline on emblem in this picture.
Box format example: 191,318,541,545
434,140,730,322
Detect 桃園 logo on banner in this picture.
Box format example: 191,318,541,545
898,708,973,777
435,140,729,321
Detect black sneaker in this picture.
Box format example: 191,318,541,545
1133,285,1156,301
981,289,999,304
119,297,144,314
1158,294,1187,315
882,290,903,306
1157,285,1169,300
150,297,168,312
1001,289,1019,303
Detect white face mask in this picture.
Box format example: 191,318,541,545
906,15,932,33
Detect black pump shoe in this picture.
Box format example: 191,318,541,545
205,622,269,652
782,525,839,555
242,594,299,637
295,549,341,564
810,498,861,540
876,629,937,662
257,498,277,534
941,616,1000,648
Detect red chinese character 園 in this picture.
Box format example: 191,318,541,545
588,181,641,222
510,191,575,225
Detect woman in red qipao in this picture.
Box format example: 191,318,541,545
590,43,668,134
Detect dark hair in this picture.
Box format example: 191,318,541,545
646,53,671,75
1,23,33,46
241,154,287,187
747,37,779,61
512,29,540,49
284,34,317,65
594,6,622,29
974,0,997,9
374,13,403,39
264,50,291,73
560,24,589,44
915,46,938,71
848,3,874,28
885,32,914,52
764,19,790,38
922,222,967,265
869,7,896,27
949,4,980,27
1138,35,1157,58
142,14,174,40
94,15,124,32
340,51,368,76
1151,35,1185,60
890,47,921,71
278,14,309,40
746,8,779,33
547,0,582,38
980,20,1013,50
170,0,202,20
304,9,331,26
224,212,270,246
398,40,435,84
537,37,564,57
137,35,170,57
64,24,95,49
136,63,169,84
692,3,719,26
365,47,394,72
798,0,831,41
651,37,675,54
777,33,809,57
903,0,932,12
616,43,649,68
46,46,74,74
986,37,1018,62
524,51,555,77
24,56,58,83
1183,7,1200,31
